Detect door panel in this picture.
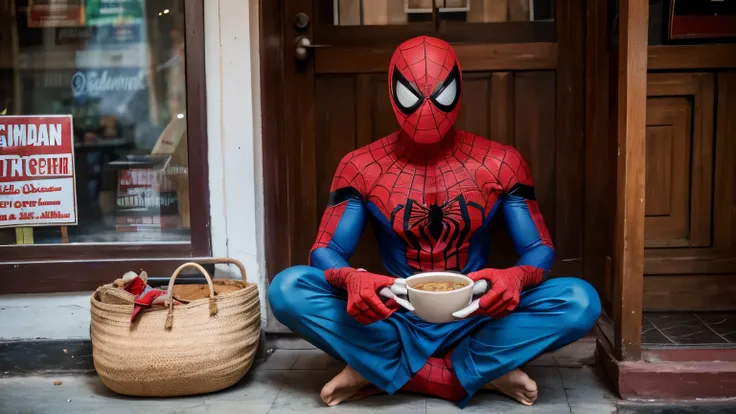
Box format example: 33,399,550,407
643,73,736,280
514,71,557,239
713,73,736,254
645,126,673,217
640,72,736,310
455,73,492,137
644,97,693,247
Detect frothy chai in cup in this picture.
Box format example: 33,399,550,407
412,281,469,292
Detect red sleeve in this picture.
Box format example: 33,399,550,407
497,145,554,250
309,152,368,268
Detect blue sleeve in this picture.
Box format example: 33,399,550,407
502,193,555,273
309,189,367,270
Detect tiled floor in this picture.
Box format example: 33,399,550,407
0,349,618,414
641,312,736,348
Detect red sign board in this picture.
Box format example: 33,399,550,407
116,168,182,233
27,0,86,28
669,0,736,40
0,115,78,227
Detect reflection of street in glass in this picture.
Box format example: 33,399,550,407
0,87,9,115
167,27,186,120
0,0,190,245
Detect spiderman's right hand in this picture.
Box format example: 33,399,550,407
324,267,400,325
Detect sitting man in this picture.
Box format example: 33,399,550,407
269,35,600,408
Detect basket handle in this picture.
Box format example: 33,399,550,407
164,262,216,329
194,257,247,282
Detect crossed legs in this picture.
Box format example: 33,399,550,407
268,266,601,406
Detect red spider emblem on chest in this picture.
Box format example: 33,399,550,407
391,194,484,271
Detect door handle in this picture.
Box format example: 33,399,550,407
295,36,330,61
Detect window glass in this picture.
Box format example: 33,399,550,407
330,0,555,26
0,0,190,245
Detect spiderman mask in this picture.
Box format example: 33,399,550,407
389,36,462,145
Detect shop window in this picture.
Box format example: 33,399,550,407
0,0,209,292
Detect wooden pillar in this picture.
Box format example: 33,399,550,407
612,0,648,361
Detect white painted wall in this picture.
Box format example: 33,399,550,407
0,0,269,340
206,0,268,327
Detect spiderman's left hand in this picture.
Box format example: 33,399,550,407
452,268,525,319
471,268,523,318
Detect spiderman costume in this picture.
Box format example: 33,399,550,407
269,36,600,407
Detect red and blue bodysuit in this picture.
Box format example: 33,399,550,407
269,36,600,407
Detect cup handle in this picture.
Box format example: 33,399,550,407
452,280,487,319
379,286,415,312
452,299,480,319
472,280,489,296
390,278,408,296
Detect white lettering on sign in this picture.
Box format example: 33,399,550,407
0,155,72,178
0,124,62,147
71,70,146,97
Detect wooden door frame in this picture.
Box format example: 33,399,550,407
585,0,648,363
611,0,648,362
259,0,291,279
259,0,587,281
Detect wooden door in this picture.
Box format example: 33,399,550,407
262,0,586,280
642,72,736,310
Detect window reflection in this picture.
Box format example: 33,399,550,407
0,0,190,245
331,0,554,25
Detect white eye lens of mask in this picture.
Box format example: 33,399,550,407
435,79,457,107
395,81,419,109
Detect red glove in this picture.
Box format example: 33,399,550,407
130,289,181,323
324,267,399,324
467,266,545,318
130,289,167,322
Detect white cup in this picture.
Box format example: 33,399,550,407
405,272,474,324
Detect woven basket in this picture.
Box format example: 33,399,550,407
91,258,260,397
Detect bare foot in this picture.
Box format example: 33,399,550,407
320,365,377,406
483,368,538,406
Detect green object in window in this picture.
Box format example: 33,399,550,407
86,0,145,26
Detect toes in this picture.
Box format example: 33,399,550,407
516,392,531,402
516,393,536,405
523,390,538,401
508,387,537,406
320,385,335,406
